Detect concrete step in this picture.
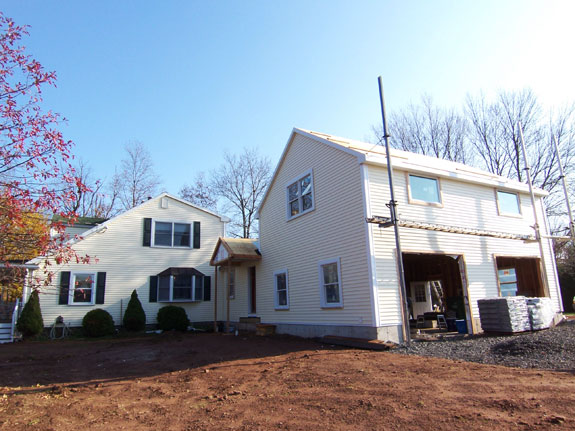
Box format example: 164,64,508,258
0,323,12,343
238,316,261,332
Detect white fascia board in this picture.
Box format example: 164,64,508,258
363,154,548,197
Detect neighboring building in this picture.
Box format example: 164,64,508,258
26,193,229,328
51,215,108,238
244,128,562,343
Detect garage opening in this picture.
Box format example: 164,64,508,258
402,253,471,332
494,256,545,298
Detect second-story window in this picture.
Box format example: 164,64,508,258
153,221,191,247
408,174,441,204
287,170,314,219
497,190,521,216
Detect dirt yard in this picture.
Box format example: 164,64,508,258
1,332,574,430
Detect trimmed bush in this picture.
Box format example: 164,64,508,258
157,305,189,331
123,289,146,331
16,290,43,338
82,309,115,337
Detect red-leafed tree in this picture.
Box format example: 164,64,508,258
0,13,88,294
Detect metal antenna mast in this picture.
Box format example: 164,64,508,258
378,77,411,344
518,122,551,298
552,134,575,239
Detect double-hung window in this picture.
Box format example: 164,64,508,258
287,171,314,219
158,274,203,302
496,190,521,216
69,272,96,305
498,268,518,297
408,174,441,205
274,269,289,309
153,221,191,247
318,258,343,308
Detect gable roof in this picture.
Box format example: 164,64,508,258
258,128,546,213
210,237,261,266
28,193,231,264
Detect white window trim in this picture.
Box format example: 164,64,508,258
406,173,443,207
69,271,97,306
318,258,343,308
286,169,315,220
151,219,193,248
274,269,289,310
495,189,522,218
158,274,202,302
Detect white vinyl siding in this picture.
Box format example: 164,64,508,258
366,164,562,332
257,134,373,326
36,196,225,327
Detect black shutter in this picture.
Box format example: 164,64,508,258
203,275,211,301
95,272,106,304
149,276,158,303
58,271,71,305
193,221,200,248
143,218,152,246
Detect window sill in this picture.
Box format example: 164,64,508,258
287,207,315,222
274,306,289,310
150,245,193,249
407,199,443,208
321,304,343,309
68,303,95,306
158,300,200,303
497,212,523,218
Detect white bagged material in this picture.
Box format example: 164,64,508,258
527,297,554,330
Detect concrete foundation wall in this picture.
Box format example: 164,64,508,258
273,323,402,343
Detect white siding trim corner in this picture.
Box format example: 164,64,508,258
361,164,379,326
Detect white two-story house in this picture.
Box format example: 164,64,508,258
27,193,229,328
230,128,562,343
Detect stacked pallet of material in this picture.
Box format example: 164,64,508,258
527,297,555,330
478,296,531,333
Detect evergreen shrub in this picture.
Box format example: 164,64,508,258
157,305,189,331
82,309,115,337
123,289,146,331
16,290,44,338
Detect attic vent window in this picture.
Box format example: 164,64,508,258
287,170,314,220
161,197,169,209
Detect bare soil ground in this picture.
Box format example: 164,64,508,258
1,332,574,430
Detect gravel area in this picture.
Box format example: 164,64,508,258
396,319,575,371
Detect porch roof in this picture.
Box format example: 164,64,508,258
210,237,261,266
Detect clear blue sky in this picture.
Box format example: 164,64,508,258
2,1,574,194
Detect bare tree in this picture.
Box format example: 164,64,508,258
179,172,218,213
372,88,575,233
59,159,115,219
211,148,271,238
180,148,271,238
113,142,161,211
373,95,470,163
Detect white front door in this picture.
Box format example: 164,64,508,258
411,281,432,318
